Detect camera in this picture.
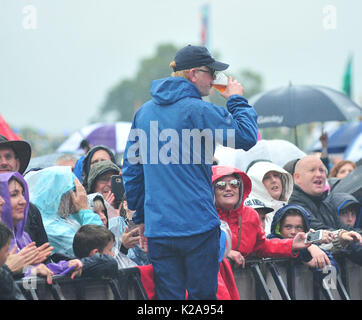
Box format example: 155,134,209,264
305,230,324,244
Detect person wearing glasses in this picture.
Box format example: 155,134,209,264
122,45,258,299
212,166,312,269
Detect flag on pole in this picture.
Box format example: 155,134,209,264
342,55,352,98
200,3,210,49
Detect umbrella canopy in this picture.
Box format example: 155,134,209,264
57,122,132,154
308,121,362,155
215,139,306,172
249,84,362,128
330,165,362,201
344,131,362,162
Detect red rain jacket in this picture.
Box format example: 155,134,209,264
212,166,297,258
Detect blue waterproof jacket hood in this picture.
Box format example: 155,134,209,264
268,204,311,239
326,192,361,228
268,204,339,273
150,77,201,105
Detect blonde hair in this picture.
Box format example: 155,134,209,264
169,60,191,80
93,199,105,213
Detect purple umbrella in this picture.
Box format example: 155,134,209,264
57,122,132,154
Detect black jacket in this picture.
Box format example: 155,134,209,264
289,185,362,266
288,185,358,233
81,253,118,278
0,265,24,300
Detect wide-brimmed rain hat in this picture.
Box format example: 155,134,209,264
0,135,31,174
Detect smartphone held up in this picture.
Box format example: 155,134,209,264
111,175,125,208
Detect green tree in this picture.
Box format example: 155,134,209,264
97,43,264,124
97,43,179,122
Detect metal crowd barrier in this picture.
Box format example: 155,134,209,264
232,256,362,300
15,257,362,300
16,267,148,300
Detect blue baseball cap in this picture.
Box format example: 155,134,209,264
172,45,229,72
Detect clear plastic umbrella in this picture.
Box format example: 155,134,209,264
215,139,306,172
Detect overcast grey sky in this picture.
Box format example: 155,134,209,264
1,0,361,135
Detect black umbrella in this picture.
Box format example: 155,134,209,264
330,165,362,200
249,83,362,145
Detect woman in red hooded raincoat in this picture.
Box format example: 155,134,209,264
212,166,311,267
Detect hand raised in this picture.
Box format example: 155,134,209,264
220,76,244,99
6,242,39,273
292,232,312,252
70,178,89,212
121,225,141,249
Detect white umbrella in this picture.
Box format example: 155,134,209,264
57,122,132,154
215,139,306,172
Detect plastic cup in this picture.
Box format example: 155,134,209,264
212,72,228,93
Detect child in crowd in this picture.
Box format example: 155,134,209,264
268,204,337,271
88,194,109,228
0,222,23,300
87,193,141,268
244,198,274,230
72,224,118,278
327,192,361,229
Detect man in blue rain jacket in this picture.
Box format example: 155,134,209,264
122,45,258,299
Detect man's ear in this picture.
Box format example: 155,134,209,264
293,172,299,184
188,69,197,83
89,248,99,257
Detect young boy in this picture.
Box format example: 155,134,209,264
268,204,335,270
72,224,118,278
244,198,274,230
0,222,23,300
327,192,361,228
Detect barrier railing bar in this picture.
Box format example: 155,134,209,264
108,278,124,300
50,282,66,300
250,263,273,300
130,273,149,300
266,261,291,300
336,274,350,300
286,260,296,300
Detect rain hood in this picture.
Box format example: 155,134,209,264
0,172,31,250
